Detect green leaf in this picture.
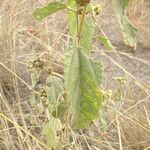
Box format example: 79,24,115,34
33,2,67,21
80,17,94,53
97,35,114,50
31,71,37,88
67,0,94,54
99,108,108,131
52,101,68,118
42,119,58,149
67,0,77,36
64,47,103,129
46,75,63,105
111,0,138,47
91,61,103,84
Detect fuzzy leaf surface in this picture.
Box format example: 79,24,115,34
64,47,103,129
42,119,58,149
46,75,63,105
98,35,114,50
33,2,66,20
112,0,138,47
52,101,68,118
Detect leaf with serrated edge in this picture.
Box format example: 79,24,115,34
33,2,66,21
111,0,138,47
64,47,103,129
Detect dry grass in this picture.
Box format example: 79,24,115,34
0,0,150,149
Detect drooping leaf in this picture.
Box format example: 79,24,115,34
67,0,94,54
52,101,68,118
64,47,103,129
42,119,58,149
111,0,138,47
33,2,67,21
97,35,114,50
46,75,63,105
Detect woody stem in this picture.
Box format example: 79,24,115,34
77,5,87,46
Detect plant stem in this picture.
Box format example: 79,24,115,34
77,6,87,46
76,6,79,45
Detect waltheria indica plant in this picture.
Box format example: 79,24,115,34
32,0,138,148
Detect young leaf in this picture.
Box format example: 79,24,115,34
33,2,67,21
97,35,114,50
67,0,94,54
52,101,68,118
67,0,77,36
46,75,63,105
64,47,103,129
80,17,94,53
99,108,108,131
42,119,59,149
111,0,138,47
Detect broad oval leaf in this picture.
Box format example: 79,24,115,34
33,2,67,21
64,47,103,129
111,0,138,47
